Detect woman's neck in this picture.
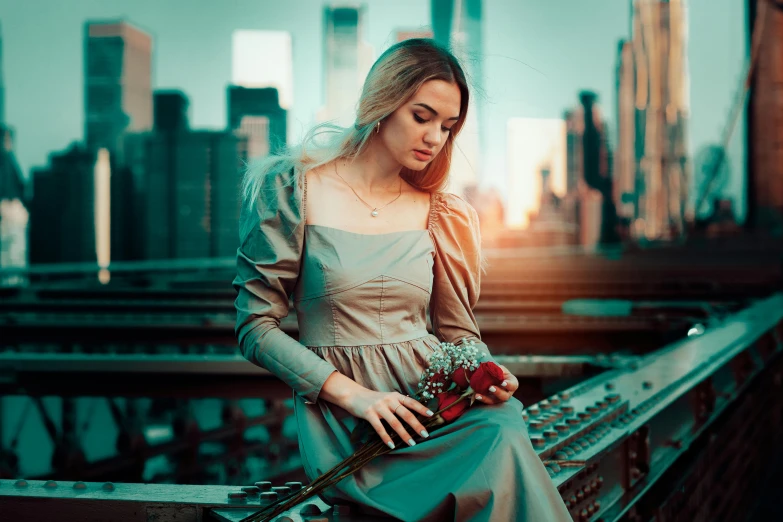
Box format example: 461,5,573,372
340,144,402,193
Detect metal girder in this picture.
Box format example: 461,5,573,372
0,295,780,521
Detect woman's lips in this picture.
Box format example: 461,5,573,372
414,150,432,161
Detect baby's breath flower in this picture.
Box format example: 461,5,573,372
417,339,483,398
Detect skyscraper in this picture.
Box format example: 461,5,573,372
564,94,616,248
124,96,248,261
747,0,783,232
0,22,5,125
614,39,636,234
228,86,286,156
320,5,374,127
29,145,98,264
232,30,294,110
84,20,153,154
0,22,28,283
623,0,690,241
431,0,484,197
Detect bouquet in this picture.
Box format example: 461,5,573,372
241,339,507,522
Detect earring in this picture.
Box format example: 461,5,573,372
375,121,381,134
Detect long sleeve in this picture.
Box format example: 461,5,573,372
428,192,497,364
233,167,338,404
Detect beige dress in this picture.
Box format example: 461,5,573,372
233,168,571,521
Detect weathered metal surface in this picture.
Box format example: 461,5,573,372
1,294,780,521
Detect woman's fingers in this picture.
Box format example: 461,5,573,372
395,404,430,440
499,365,519,392
380,409,416,447
367,416,395,449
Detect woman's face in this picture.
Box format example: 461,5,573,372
380,79,461,170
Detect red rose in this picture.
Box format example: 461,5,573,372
430,368,449,390
469,362,505,395
451,367,474,390
436,391,470,422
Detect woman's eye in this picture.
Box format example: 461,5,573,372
414,113,452,133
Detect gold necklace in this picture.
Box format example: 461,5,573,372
333,162,402,218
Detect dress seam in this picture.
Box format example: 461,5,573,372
327,291,340,345
379,275,386,343
427,191,441,233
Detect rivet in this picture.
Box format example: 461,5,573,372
73,482,87,490
14,479,28,488
241,486,260,496
260,491,278,502
299,504,322,516
272,486,292,497
102,482,115,492
228,491,248,501
43,480,57,489
254,481,272,491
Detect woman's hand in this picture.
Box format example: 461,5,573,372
343,389,434,449
474,364,518,405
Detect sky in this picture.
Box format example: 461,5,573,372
0,0,749,220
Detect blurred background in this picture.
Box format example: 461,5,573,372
1,1,782,521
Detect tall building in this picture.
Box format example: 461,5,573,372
84,20,153,154
29,145,98,264
0,22,5,125
747,0,783,232
227,86,285,157
431,0,484,197
0,22,29,283
123,126,248,260
232,30,294,110
614,39,636,235
564,94,617,248
154,90,190,133
320,5,375,127
621,0,690,241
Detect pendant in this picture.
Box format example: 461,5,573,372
371,209,379,217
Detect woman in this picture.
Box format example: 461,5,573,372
233,38,571,521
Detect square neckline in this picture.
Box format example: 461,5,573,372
303,172,436,236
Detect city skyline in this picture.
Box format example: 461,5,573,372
0,0,747,219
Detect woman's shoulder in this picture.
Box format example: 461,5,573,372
429,191,479,231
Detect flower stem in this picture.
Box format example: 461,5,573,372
240,389,475,522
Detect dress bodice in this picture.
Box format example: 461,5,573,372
293,225,436,346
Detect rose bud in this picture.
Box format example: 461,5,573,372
451,367,474,390
436,391,470,422
468,362,505,396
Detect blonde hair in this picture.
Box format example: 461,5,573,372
239,38,471,237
